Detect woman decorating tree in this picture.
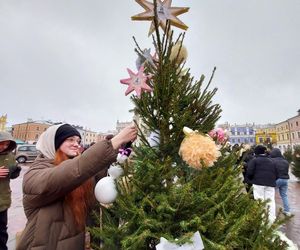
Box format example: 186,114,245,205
16,123,137,250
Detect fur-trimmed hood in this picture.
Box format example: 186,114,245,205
0,131,17,154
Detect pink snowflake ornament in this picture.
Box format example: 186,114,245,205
120,66,152,98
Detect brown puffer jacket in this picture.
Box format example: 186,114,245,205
16,140,118,250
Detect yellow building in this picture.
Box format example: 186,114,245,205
275,121,291,152
255,125,277,145
0,114,7,131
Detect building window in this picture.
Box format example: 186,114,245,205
35,134,39,139
292,133,295,139
287,134,289,139
259,138,263,143
298,132,300,139
37,127,39,131
297,121,299,126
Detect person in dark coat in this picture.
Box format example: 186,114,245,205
241,147,255,193
270,148,291,216
247,145,278,223
0,131,21,250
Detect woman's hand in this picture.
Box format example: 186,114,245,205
0,166,9,178
111,123,138,150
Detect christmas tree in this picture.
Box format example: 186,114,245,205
90,1,286,249
292,145,300,180
283,148,293,164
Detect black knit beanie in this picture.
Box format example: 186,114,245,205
55,124,81,150
254,145,266,155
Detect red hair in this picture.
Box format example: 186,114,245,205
54,149,95,230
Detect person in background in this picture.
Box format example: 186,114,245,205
270,148,291,216
241,146,255,194
0,131,21,250
247,145,278,223
16,123,137,250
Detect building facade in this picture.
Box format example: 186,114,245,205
97,120,133,143
219,123,256,145
255,125,277,146
116,120,132,133
275,120,291,153
73,126,98,147
288,110,300,149
12,120,52,143
82,129,98,146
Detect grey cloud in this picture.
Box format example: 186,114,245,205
1,0,299,131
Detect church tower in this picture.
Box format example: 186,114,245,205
0,114,7,131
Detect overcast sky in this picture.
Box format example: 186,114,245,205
1,0,299,132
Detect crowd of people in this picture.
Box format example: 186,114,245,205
0,124,293,249
241,144,291,223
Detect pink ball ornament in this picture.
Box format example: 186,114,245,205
208,128,227,144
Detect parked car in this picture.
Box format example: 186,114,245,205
15,144,39,163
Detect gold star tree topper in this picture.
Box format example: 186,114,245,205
131,0,189,36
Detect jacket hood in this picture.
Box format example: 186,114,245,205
0,131,17,154
270,148,283,158
254,145,266,155
36,124,65,159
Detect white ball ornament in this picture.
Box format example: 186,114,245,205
108,165,124,179
94,176,118,204
117,154,128,164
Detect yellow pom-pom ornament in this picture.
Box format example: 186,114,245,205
179,127,221,169
170,42,188,65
